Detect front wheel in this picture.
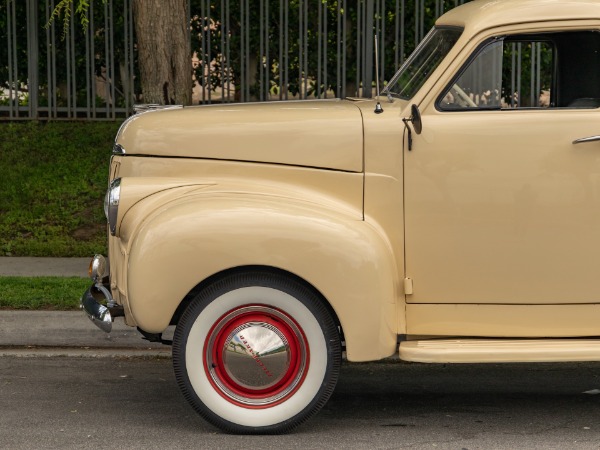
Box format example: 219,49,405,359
172,270,341,434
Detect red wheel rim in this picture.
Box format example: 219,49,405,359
203,305,309,408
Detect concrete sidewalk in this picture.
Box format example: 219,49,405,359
0,257,90,277
0,257,172,356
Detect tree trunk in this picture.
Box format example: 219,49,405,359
132,0,191,105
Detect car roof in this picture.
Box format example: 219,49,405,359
437,0,600,34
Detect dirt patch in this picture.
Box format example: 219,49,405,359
72,222,105,240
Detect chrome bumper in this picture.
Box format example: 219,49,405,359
80,284,120,333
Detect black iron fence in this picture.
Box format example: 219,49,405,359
1,0,469,120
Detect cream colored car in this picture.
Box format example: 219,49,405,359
82,0,600,433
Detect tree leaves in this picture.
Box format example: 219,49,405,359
45,0,105,39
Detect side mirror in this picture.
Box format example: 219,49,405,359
410,104,422,135
402,104,423,151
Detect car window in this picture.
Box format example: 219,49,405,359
438,30,600,111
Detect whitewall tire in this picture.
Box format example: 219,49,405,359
172,270,341,434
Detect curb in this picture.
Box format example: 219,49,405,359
0,347,172,358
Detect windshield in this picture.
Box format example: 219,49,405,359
384,27,462,100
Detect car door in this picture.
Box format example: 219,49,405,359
405,29,600,305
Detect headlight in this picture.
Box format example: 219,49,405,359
88,254,108,283
104,178,121,236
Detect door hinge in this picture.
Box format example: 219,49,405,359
404,277,413,295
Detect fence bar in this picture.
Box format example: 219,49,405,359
225,0,231,102
400,0,405,65
129,0,136,113
336,1,341,98
123,0,130,114
45,0,51,118
259,0,264,101
303,0,308,98
65,8,72,118
103,1,110,116
517,42,522,107
283,0,289,99
244,0,250,102
90,0,96,118
206,0,212,103
355,1,361,97
220,0,225,102
317,0,322,98
342,0,347,98
265,0,269,101
26,0,38,118
323,0,327,98
110,0,116,117
536,43,542,106
364,0,374,98
51,0,57,117
70,1,77,118
530,42,536,107
85,3,91,118
7,0,18,117
379,0,385,82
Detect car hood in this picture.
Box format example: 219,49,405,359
116,99,364,173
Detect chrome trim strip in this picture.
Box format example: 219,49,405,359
106,178,121,236
133,104,183,113
573,135,600,145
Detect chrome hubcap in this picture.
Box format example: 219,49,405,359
223,323,290,390
205,305,309,407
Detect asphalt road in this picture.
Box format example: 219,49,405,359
2,357,600,449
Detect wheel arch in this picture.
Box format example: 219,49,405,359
126,194,399,361
170,265,344,342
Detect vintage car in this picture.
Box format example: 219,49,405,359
82,0,600,434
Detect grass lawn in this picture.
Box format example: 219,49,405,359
0,276,89,310
0,121,121,257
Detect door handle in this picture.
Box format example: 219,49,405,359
573,135,600,144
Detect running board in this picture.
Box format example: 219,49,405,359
399,339,600,363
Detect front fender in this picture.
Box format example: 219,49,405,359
126,193,399,361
